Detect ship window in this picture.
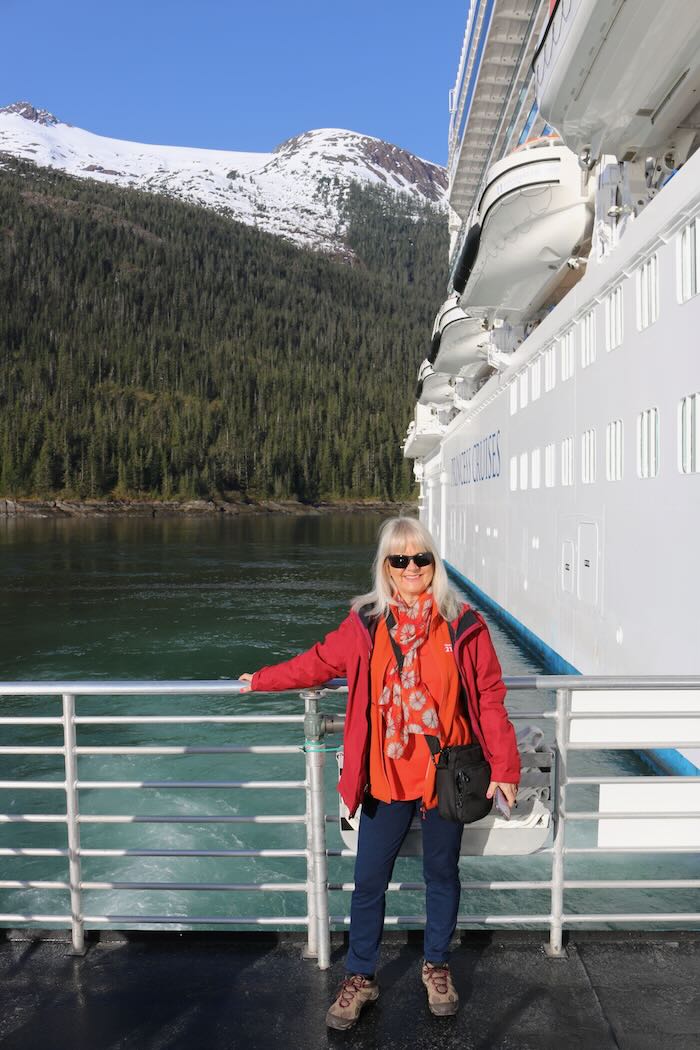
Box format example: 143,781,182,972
545,443,556,487
580,309,596,368
678,217,700,303
544,345,556,392
560,328,575,381
561,436,574,487
581,429,596,484
605,284,624,351
636,254,659,329
637,407,659,478
530,358,542,401
531,448,541,489
509,456,517,491
679,393,700,473
519,452,528,490
519,371,529,409
510,383,518,415
606,419,624,481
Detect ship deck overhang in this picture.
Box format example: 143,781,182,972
448,0,549,225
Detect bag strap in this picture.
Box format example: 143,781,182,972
425,734,441,757
384,611,404,672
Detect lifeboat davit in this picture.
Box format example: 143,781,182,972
456,139,592,324
429,296,489,377
454,363,493,402
533,0,700,161
416,360,454,407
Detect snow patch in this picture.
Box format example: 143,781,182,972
0,103,447,254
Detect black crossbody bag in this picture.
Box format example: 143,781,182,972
425,736,493,824
385,611,493,825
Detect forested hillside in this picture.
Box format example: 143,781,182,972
0,159,447,501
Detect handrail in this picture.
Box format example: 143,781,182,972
0,675,698,966
2,673,700,694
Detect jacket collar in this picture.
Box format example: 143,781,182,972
355,602,480,646
449,605,482,647
353,604,379,644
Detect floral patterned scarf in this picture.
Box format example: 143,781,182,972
378,589,439,759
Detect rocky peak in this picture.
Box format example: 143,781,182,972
357,137,447,203
273,128,447,203
0,101,63,126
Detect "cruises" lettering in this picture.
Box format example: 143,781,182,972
449,430,501,486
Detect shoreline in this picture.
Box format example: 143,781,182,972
0,496,417,519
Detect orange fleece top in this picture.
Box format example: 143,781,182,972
369,613,471,808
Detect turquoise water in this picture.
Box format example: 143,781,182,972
0,514,695,929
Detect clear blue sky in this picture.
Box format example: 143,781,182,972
1,0,467,165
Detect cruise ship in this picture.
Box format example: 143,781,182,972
404,0,700,776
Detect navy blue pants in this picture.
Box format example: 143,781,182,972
344,798,463,976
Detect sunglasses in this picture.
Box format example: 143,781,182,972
386,552,435,569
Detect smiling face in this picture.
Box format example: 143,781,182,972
386,540,435,606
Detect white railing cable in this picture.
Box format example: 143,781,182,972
0,675,698,966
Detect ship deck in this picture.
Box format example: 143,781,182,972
1,929,698,1049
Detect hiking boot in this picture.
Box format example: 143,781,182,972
325,973,379,1030
421,961,459,1016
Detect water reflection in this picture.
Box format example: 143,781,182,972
0,514,692,930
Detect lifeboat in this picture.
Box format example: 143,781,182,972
457,139,592,324
452,223,481,296
429,296,489,377
416,359,454,407
337,733,554,857
402,403,445,459
533,0,700,162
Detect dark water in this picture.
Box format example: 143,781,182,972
0,514,693,929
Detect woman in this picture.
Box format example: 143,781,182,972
239,516,519,1030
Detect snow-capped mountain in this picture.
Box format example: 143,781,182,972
0,101,447,254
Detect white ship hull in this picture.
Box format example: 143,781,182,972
422,145,700,675
419,143,700,773
411,0,700,778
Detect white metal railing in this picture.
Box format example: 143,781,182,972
0,676,698,969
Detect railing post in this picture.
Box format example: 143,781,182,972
62,692,86,955
546,686,569,958
302,690,331,970
303,721,318,961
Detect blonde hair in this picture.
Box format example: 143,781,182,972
352,516,462,622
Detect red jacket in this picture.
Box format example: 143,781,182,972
251,603,520,816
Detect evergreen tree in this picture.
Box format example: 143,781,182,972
0,159,448,502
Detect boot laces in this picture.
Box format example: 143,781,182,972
338,974,368,1008
425,963,451,994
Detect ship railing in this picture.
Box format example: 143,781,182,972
0,676,698,969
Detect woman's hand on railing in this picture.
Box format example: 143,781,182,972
487,781,517,806
238,673,253,694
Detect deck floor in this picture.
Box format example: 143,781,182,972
0,930,698,1049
